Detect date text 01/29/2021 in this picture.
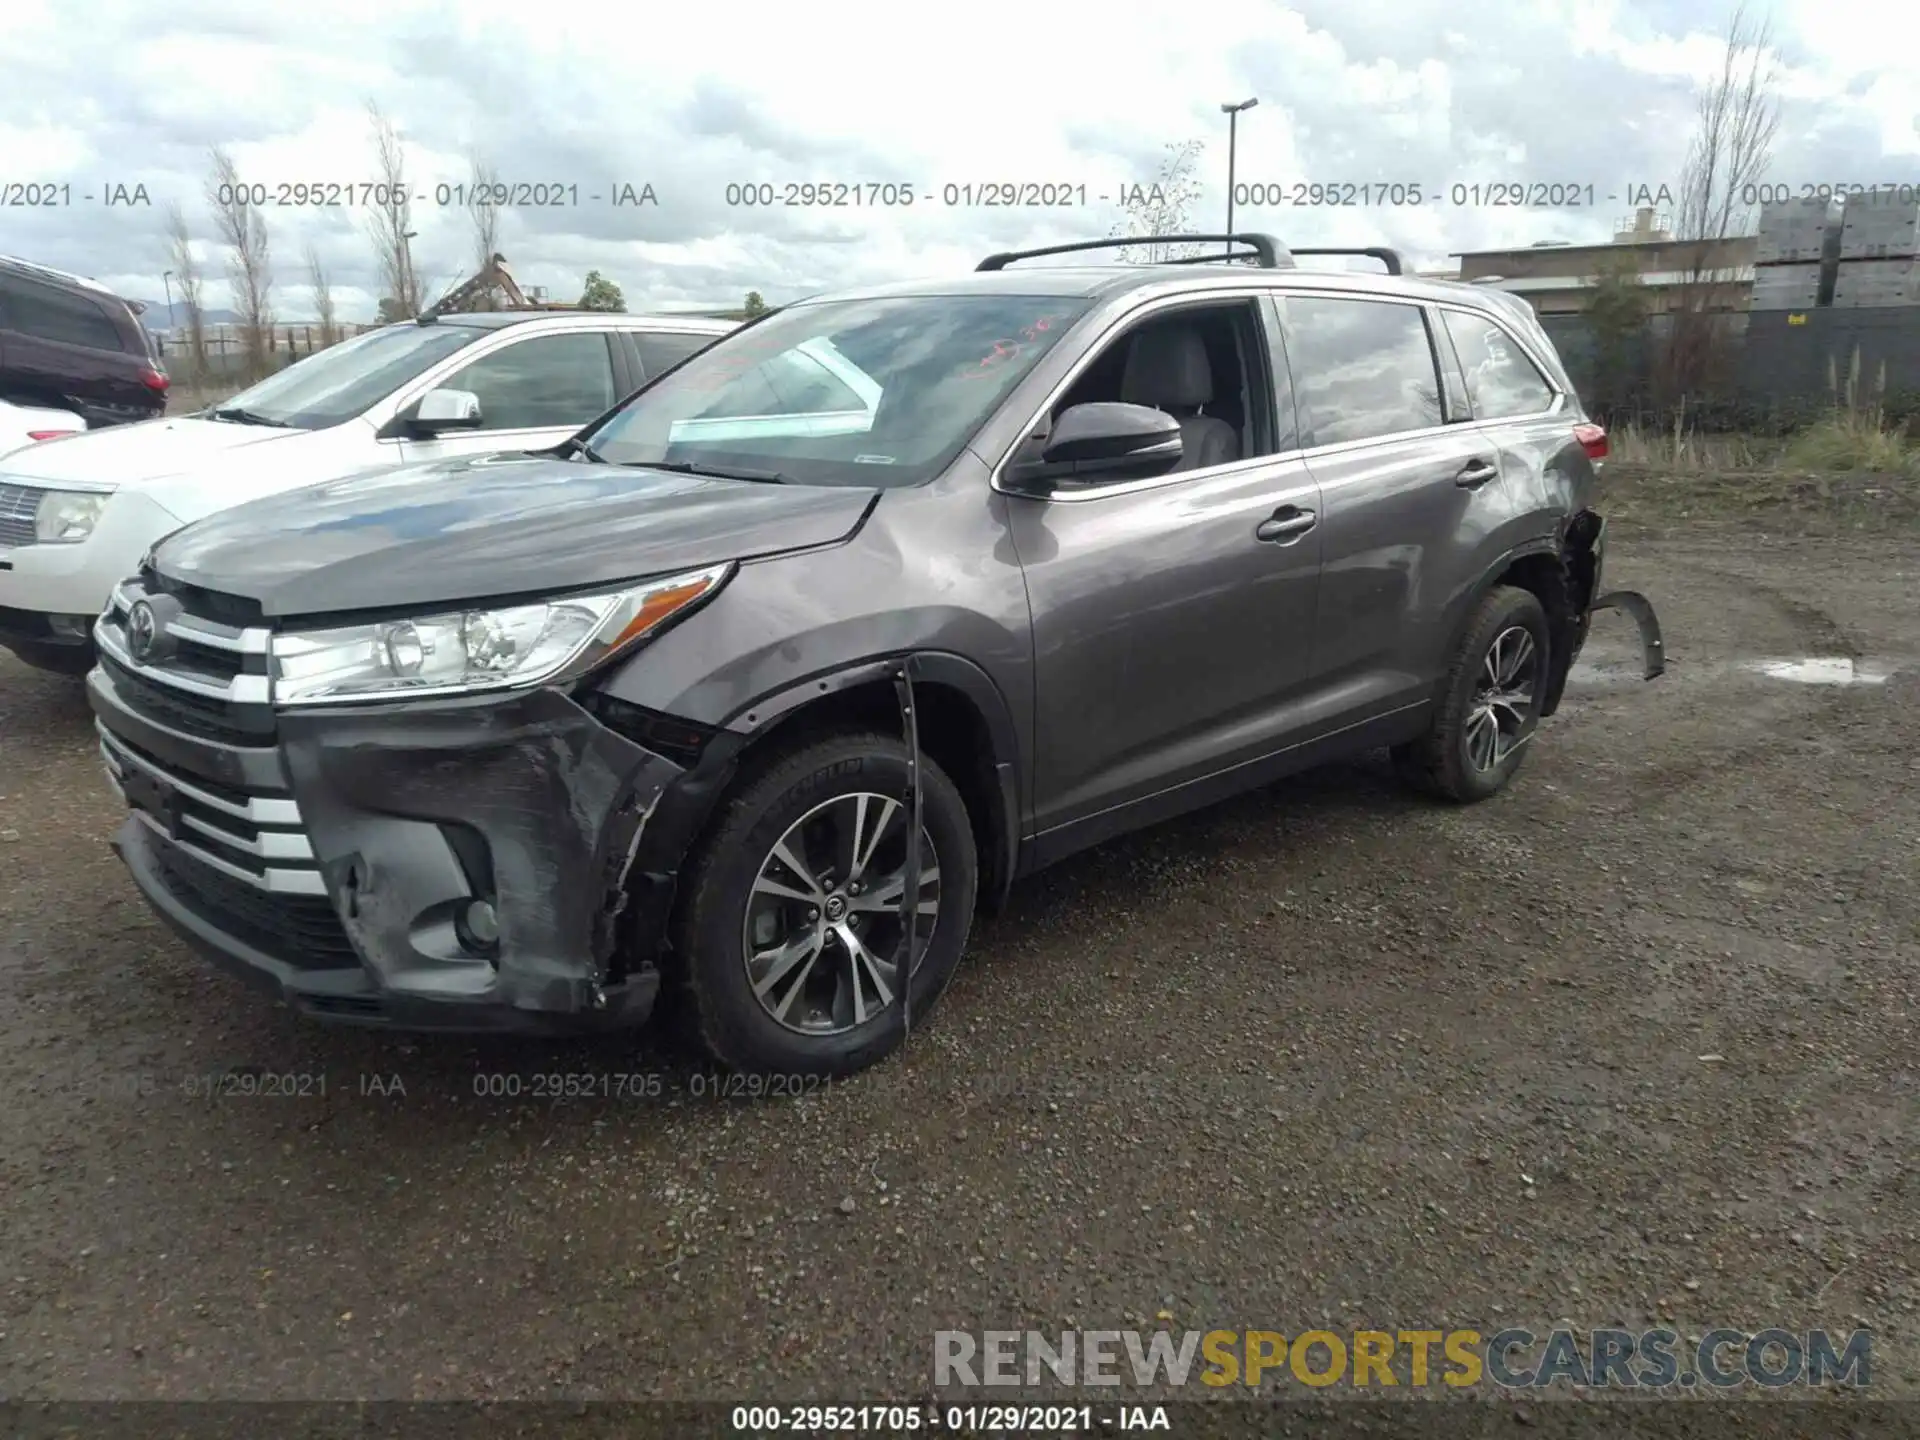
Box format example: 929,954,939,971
729,1404,1170,1432
719,182,1195,209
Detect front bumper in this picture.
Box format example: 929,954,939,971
90,662,699,1032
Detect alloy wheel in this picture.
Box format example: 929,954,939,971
1465,624,1538,773
741,791,941,1036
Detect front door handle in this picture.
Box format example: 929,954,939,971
1456,458,1499,489
1256,507,1317,543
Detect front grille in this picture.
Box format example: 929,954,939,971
150,840,358,971
141,565,265,628
94,578,276,743
97,721,326,898
0,482,40,548
92,576,357,973
99,654,261,744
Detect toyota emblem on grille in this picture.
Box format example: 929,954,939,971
125,594,182,664
127,600,159,660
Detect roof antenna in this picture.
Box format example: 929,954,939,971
892,656,923,1045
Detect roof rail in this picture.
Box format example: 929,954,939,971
977,234,1293,271
1288,247,1405,276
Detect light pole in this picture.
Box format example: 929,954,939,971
160,270,175,356
401,229,419,316
1221,97,1259,252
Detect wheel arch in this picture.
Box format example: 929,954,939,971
710,652,1022,915
1446,535,1581,719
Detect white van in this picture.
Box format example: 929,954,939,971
0,311,733,672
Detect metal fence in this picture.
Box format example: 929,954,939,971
1539,308,1920,432
151,323,376,383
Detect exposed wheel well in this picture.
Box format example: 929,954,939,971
1494,547,1579,718
720,678,1010,909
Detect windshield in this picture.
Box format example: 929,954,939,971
205,324,483,430
582,294,1091,486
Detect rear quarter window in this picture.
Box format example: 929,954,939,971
1441,309,1556,419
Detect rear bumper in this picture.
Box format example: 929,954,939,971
90,662,698,1033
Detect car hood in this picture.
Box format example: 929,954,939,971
153,450,882,618
0,414,318,485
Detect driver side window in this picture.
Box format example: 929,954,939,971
437,332,618,431
1019,299,1275,478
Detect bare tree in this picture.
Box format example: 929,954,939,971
365,102,423,318
467,152,503,295
164,201,208,389
1107,139,1208,263
1660,2,1780,402
207,148,275,380
305,242,339,348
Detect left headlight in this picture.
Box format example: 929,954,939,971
35,489,108,543
269,563,732,706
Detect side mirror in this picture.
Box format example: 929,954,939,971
1004,402,1183,491
408,388,484,434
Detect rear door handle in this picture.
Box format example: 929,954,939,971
1455,459,1499,489
1255,507,1317,543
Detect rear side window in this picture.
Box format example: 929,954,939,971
2,277,127,352
636,330,718,379
1441,310,1555,419
440,332,617,430
1281,296,1442,446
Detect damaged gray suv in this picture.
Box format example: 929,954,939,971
87,234,1663,1077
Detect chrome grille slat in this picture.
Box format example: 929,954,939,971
124,809,327,896
96,725,299,825
109,581,267,655
96,724,320,895
95,620,270,701
0,481,40,547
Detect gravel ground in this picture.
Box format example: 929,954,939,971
1,519,1916,1410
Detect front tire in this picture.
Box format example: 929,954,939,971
669,731,978,1077
1394,585,1549,803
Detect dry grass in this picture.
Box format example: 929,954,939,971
1605,352,1920,533
1609,421,1770,473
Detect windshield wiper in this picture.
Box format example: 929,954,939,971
557,434,607,463
636,459,790,484
205,405,291,428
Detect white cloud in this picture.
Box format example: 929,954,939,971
1,0,1914,316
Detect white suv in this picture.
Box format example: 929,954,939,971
0,311,734,673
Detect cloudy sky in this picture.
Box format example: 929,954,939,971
2,0,1916,320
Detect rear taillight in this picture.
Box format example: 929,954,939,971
27,429,78,442
1573,422,1607,461
141,367,169,392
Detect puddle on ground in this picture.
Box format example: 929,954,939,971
1742,657,1897,686
1567,654,1907,690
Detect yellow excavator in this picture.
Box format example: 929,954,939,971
421,254,580,318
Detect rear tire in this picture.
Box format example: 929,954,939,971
1393,585,1549,803
668,731,977,1077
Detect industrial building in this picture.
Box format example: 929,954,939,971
1453,209,1756,316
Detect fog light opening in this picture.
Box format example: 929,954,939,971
48,613,93,639
455,898,500,955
